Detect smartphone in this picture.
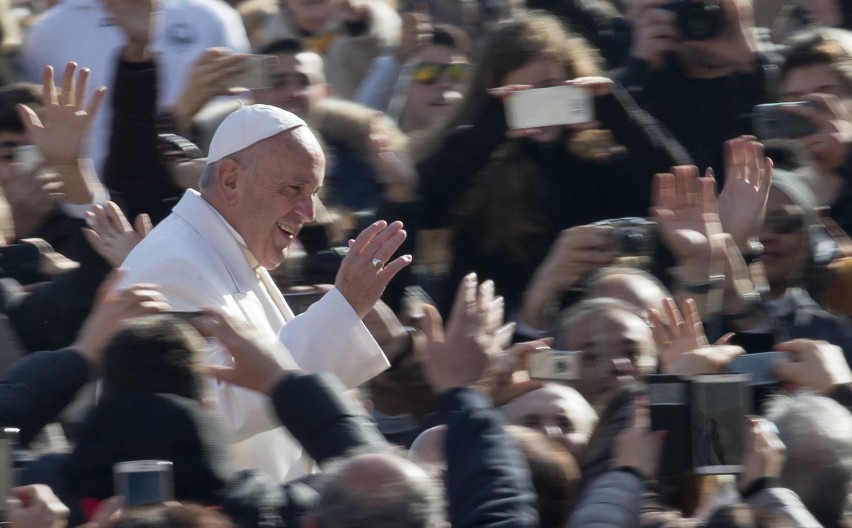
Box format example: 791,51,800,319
527,349,582,381
752,102,819,140
12,145,45,174
647,374,692,476
224,55,278,90
0,243,42,285
728,352,791,385
0,428,18,521
504,85,594,130
691,374,751,474
114,460,174,508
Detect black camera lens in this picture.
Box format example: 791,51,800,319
666,0,722,41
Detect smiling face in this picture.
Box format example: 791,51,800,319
221,128,324,270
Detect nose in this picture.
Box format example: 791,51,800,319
296,194,317,223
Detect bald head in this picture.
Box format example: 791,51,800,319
315,452,445,528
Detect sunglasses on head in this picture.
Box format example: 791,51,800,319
764,215,804,234
411,62,470,85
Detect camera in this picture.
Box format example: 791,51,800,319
527,348,582,381
663,0,723,41
593,217,657,263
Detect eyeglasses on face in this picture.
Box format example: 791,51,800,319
411,62,470,85
763,215,804,235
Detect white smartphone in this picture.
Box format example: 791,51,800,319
114,460,174,508
504,85,594,130
224,55,278,90
527,349,582,381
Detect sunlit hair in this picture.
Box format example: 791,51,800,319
781,27,852,96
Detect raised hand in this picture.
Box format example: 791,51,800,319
335,220,412,319
172,48,249,136
421,273,514,393
785,94,852,176
651,165,720,266
717,136,772,249
83,201,152,268
195,308,301,394
738,417,786,494
0,161,62,238
627,0,679,70
773,339,852,393
650,297,744,376
7,485,70,528
17,62,106,167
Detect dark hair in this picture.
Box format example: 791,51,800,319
103,314,208,402
0,83,41,132
256,36,309,56
781,29,852,94
431,24,470,56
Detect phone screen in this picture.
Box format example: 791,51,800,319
691,374,751,474
114,460,174,508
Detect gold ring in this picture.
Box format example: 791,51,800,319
371,258,384,270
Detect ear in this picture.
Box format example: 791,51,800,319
217,158,242,206
300,514,321,528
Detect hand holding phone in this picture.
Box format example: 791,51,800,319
752,102,819,140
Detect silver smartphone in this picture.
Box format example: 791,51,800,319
527,349,582,381
114,460,174,508
752,102,819,140
505,86,594,130
727,352,791,386
224,55,278,90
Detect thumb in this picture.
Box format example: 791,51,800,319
421,303,444,347
134,213,153,237
206,364,236,384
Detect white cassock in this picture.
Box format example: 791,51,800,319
117,189,389,482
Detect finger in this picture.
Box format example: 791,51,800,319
370,223,407,263
495,321,515,351
715,332,735,345
106,201,132,231
74,66,90,109
375,253,412,282
485,295,505,336
681,298,708,345
42,65,57,106
698,176,716,214
662,297,683,337
348,220,388,255
59,62,76,106
454,272,478,320
134,213,153,237
420,303,445,348
206,364,237,384
86,86,107,120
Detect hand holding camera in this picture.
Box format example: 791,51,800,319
612,396,666,480
773,339,852,394
782,94,852,173
738,417,786,495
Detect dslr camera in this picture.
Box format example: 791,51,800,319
593,217,657,264
663,0,723,41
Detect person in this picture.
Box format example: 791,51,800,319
500,383,598,457
19,0,249,175
617,0,773,181
115,103,411,482
407,11,690,316
776,28,852,235
765,392,852,528
243,0,400,99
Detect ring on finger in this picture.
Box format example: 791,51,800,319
371,257,384,270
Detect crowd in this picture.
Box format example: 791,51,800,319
0,0,851,526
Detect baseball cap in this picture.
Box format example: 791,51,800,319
207,104,307,163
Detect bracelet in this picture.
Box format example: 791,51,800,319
677,274,725,294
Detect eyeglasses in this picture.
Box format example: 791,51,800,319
411,62,470,85
763,215,804,235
